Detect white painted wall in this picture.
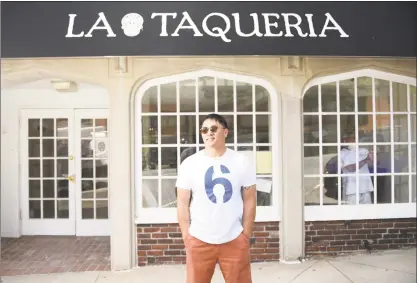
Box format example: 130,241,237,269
1,79,109,237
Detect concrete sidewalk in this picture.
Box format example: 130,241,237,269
1,248,416,283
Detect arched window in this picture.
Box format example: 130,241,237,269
134,69,280,223
303,69,416,220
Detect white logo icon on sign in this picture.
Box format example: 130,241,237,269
121,13,144,37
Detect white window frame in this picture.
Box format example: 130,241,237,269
302,68,416,221
134,69,281,224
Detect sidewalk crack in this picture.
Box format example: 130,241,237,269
289,260,321,283
328,260,354,282
340,260,417,275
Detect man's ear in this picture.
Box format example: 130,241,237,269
224,128,229,137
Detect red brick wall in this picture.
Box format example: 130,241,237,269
305,218,416,255
137,222,280,266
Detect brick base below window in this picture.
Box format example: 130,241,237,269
305,218,416,256
137,222,279,266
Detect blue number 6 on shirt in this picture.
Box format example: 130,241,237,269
204,165,233,204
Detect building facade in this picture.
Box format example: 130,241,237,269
1,1,416,272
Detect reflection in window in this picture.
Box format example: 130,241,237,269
303,73,416,206
140,76,273,208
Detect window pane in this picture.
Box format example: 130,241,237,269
376,145,391,173
236,81,252,112
323,146,338,175
161,147,177,176
303,85,318,113
29,160,40,178
376,176,391,204
142,116,158,144
29,180,41,198
142,86,158,113
394,145,408,173
392,82,408,112
160,82,176,112
303,115,319,143
256,115,270,143
161,179,177,208
161,116,177,144
43,139,54,157
376,114,391,142
224,115,234,144
410,85,416,112
340,115,356,143
321,82,337,112
340,79,355,112
56,119,68,137
43,160,54,178
142,179,158,208
255,85,270,112
304,146,319,175
217,78,234,112
323,177,338,205
256,146,272,175
304,177,320,205
322,115,338,143
142,148,158,176
180,116,196,144
357,77,373,112
411,114,416,142
375,79,390,112
237,115,253,143
412,175,416,202
180,79,196,112
394,175,409,203
412,145,416,173
256,177,272,206
393,114,408,142
198,77,215,112
43,180,55,198
180,146,197,164
358,115,373,142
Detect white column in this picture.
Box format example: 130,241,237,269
280,95,305,262
108,78,134,270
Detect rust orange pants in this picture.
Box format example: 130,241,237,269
185,233,252,283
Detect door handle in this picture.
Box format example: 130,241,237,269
67,175,75,183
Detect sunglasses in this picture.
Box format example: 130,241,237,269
200,125,224,134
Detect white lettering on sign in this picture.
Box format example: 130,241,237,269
65,11,349,41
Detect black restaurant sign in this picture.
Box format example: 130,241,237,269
1,1,416,58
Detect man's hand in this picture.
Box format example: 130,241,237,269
242,184,256,240
177,188,191,243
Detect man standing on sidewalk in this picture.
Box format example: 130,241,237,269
176,113,257,283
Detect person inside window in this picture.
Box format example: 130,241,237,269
340,132,374,204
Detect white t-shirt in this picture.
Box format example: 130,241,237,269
340,148,374,195
175,148,256,244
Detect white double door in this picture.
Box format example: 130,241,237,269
20,109,110,236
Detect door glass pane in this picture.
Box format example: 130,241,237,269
237,115,253,143
29,119,40,137
57,179,69,198
161,116,177,144
321,82,337,112
375,79,390,112
29,160,40,177
340,79,355,112
57,159,68,178
142,86,158,113
142,179,158,208
161,147,177,176
42,139,54,157
43,180,55,198
180,116,196,144
43,200,55,218
29,200,41,218
57,200,69,218
255,85,270,112
256,115,270,143
56,119,68,137
161,179,177,208
392,82,408,112
96,200,108,219
29,180,40,198
82,180,94,199
81,119,93,137
43,160,54,177
96,160,108,178
42,119,54,137
357,77,373,112
56,140,68,157
29,140,41,157
82,201,94,219
82,160,93,178
96,180,108,199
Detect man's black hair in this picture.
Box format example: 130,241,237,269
202,113,228,129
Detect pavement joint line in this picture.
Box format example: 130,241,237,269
330,260,417,275
288,259,322,283
327,260,354,283
93,271,101,283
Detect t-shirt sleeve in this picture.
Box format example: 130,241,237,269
241,155,257,187
175,158,192,190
